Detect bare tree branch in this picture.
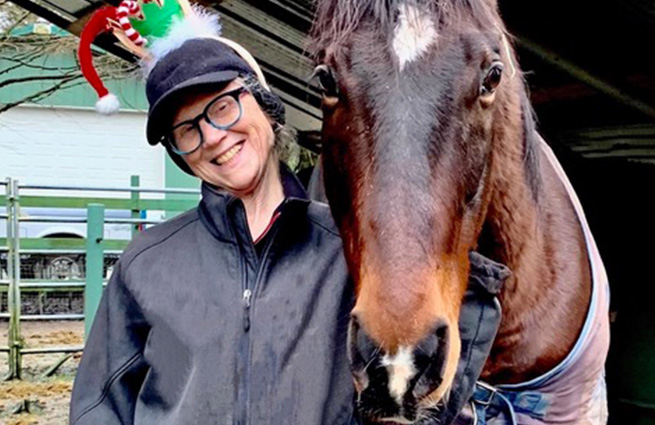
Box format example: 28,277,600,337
28,79,87,104
0,63,134,114
4,42,48,62
0,54,78,72
0,61,24,75
0,74,81,113
0,71,79,88
2,11,31,35
0,3,138,115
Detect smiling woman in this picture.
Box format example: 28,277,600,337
69,11,357,425
168,81,281,215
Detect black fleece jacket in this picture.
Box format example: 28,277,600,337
70,169,356,425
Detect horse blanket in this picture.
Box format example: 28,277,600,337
456,139,610,425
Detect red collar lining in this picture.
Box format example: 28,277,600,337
253,211,282,245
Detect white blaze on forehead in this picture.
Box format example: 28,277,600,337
381,346,416,404
392,3,437,70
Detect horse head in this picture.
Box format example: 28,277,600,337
311,0,531,422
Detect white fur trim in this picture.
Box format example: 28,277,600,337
139,6,269,91
95,93,120,115
143,6,222,74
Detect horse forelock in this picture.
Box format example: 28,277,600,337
310,0,501,58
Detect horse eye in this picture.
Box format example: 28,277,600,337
312,64,339,98
480,62,504,97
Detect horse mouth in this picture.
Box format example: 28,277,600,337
366,396,452,425
354,357,454,425
353,321,456,425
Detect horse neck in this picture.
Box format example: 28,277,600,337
477,102,592,384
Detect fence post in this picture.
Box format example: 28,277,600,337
85,204,105,339
131,175,140,237
6,178,22,380
3,178,10,372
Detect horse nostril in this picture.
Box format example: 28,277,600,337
411,321,450,400
348,315,379,390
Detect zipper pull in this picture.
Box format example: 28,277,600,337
243,289,252,308
243,289,252,331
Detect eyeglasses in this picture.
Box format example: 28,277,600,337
165,86,248,155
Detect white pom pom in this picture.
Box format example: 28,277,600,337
95,93,120,115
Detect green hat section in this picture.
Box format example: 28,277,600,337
130,0,186,44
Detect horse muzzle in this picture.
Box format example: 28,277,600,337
348,317,453,424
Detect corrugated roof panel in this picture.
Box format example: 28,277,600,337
559,125,655,161
45,0,92,15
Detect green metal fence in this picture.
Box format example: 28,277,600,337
0,177,200,380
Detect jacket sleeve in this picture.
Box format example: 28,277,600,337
69,260,150,425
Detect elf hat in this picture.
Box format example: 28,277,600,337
77,0,176,114
77,6,122,114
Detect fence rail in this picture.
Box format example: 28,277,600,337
0,280,109,289
0,176,200,379
19,184,200,194
16,217,163,225
0,237,130,250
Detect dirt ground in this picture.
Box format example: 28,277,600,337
0,321,83,425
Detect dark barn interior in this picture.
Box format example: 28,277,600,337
498,2,655,423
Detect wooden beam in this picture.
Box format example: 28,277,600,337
530,83,596,105
8,0,137,62
216,9,321,112
242,0,313,32
217,0,307,52
515,33,655,120
218,11,313,85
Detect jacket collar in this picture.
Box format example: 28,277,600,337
198,163,309,242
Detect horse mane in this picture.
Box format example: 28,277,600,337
521,89,542,200
311,0,499,56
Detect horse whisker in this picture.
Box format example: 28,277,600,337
363,345,382,374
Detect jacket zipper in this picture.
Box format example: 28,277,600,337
235,201,254,425
237,238,251,425
239,205,285,425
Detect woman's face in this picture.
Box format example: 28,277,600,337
173,80,276,196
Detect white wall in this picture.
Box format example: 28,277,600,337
0,105,168,239
0,105,164,192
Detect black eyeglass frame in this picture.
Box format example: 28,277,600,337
164,86,249,155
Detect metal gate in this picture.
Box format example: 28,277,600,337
0,177,200,379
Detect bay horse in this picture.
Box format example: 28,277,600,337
309,0,610,424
